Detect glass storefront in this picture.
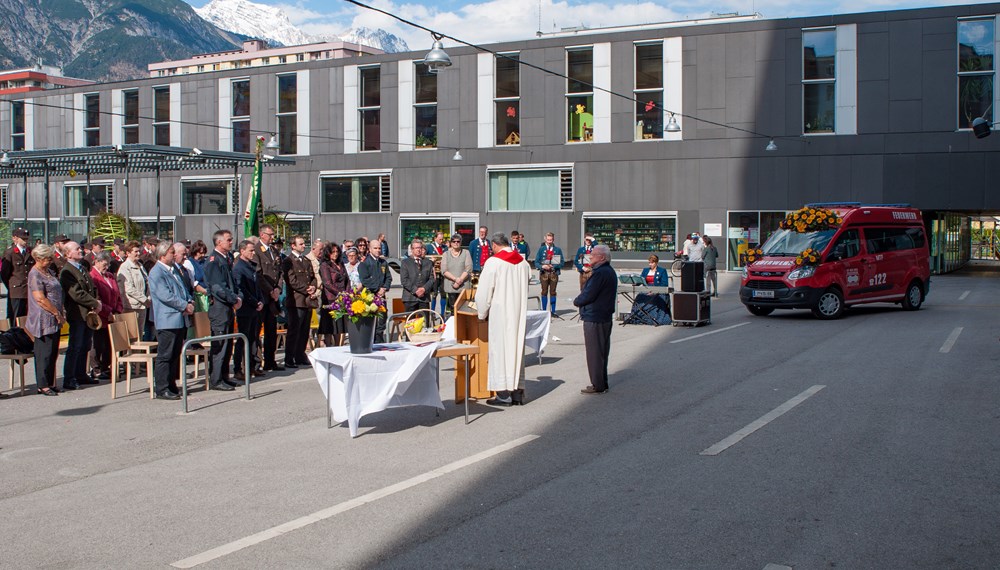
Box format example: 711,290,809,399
930,213,970,273
727,211,786,270
584,214,677,257
399,215,478,258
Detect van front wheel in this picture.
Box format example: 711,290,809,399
902,281,923,311
812,288,844,320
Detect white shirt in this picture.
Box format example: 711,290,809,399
684,240,706,262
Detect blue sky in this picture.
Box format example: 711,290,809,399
187,1,991,50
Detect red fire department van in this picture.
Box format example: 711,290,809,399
739,204,931,319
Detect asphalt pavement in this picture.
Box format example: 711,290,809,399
1,269,998,569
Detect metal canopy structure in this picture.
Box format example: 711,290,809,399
0,144,295,243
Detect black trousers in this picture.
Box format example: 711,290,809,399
582,320,613,391
154,327,185,395
209,309,234,386
33,332,60,390
7,297,26,324
403,298,429,312
373,313,387,344
261,302,279,367
234,312,261,374
285,306,311,365
63,319,94,389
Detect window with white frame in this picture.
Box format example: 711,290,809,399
495,53,520,145
231,79,251,152
153,86,170,145
958,17,995,129
414,63,437,148
84,93,100,146
487,166,573,212
64,183,112,217
181,178,235,215
320,172,390,213
277,73,297,154
634,42,664,140
122,89,139,144
802,28,836,134
359,66,381,151
10,100,24,151
566,47,594,143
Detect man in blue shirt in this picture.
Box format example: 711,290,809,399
573,244,616,394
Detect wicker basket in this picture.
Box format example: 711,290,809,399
404,309,445,343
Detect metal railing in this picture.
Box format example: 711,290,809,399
179,333,251,413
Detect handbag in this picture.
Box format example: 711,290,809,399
85,310,103,330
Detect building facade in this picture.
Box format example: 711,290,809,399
2,3,999,273
148,39,384,78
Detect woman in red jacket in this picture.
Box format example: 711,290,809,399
89,251,124,380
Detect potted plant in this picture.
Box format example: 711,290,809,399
330,286,387,353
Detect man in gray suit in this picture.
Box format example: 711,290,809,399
400,238,436,312
148,242,194,400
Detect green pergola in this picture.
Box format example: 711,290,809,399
0,144,296,243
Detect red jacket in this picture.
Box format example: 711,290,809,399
90,268,123,326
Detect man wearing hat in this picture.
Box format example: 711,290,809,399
1,227,35,323
51,234,70,272
84,236,106,269
574,233,598,291
109,238,125,274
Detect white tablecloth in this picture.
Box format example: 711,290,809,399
442,310,551,356
310,343,445,437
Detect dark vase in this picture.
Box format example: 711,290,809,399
346,316,376,354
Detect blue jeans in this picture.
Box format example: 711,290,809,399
63,319,94,388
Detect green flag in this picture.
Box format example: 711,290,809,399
243,138,264,237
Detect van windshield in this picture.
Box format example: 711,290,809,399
760,228,836,257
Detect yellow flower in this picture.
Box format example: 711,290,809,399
351,300,367,314
795,257,803,265
367,303,378,313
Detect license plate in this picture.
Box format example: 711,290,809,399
752,290,775,299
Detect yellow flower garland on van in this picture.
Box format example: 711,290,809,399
794,248,821,267
778,207,843,233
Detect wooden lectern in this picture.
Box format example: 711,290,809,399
453,288,491,401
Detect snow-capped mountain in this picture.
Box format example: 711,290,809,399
195,0,312,47
194,0,410,53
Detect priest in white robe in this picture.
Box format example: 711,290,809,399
475,232,531,406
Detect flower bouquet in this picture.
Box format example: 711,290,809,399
794,248,821,267
778,206,843,233
744,248,764,265
329,286,387,323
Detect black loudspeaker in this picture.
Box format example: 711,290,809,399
680,261,705,292
671,291,711,323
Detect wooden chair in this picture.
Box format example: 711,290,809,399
115,312,157,354
109,321,156,399
275,326,287,349
0,320,31,396
187,312,211,391
388,297,417,342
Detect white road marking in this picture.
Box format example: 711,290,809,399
958,290,970,301
940,327,963,353
0,447,48,461
763,564,793,570
170,434,540,568
700,385,825,456
670,322,749,344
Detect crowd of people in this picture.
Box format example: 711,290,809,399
0,223,636,401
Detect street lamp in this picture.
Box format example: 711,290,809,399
423,33,453,74
765,139,778,152
265,134,280,151
665,113,681,133
971,116,998,139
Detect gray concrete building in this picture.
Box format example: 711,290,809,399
2,3,1000,273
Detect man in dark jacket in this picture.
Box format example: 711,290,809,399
202,230,243,390
358,238,393,343
59,241,102,390
1,227,35,323
400,238,436,311
282,235,316,368
573,244,616,395
233,240,264,380
254,224,284,371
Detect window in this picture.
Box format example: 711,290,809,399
414,63,437,148
277,73,297,154
133,218,175,242
153,86,170,145
285,217,312,242
0,185,7,219
122,89,139,144
585,215,677,254
231,79,250,152
64,183,112,217
495,53,520,145
278,55,287,64
864,227,926,254
359,67,380,151
320,172,391,213
566,48,594,142
830,229,861,259
84,93,100,146
181,178,235,215
487,167,573,211
958,18,995,129
634,43,664,140
802,28,836,134
10,101,24,151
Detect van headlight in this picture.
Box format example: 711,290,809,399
787,265,816,280
741,266,748,280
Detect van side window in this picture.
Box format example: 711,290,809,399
865,227,922,253
830,229,860,259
